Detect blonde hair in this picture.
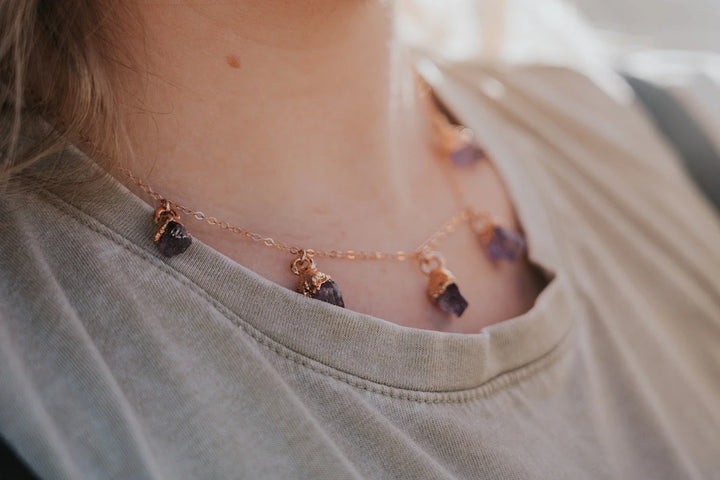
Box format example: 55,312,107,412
0,1,135,186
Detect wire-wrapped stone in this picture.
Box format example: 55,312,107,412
291,250,345,308
470,210,526,262
438,124,487,167
449,142,486,167
153,200,192,258
156,221,192,257
419,251,468,317
426,266,469,317
485,226,526,261
311,278,345,307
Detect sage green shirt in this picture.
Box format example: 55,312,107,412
2,58,720,479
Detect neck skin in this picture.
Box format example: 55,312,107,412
110,0,516,330
116,1,447,245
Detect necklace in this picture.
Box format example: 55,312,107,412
121,78,527,318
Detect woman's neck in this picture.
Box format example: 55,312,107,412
115,1,442,248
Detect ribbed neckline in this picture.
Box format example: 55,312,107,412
34,57,576,393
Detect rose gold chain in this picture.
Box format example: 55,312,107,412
121,167,491,263
121,76,494,264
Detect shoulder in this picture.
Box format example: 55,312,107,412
434,56,720,227
427,55,720,291
0,137,160,326
430,57,694,179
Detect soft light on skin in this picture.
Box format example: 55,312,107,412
117,0,430,225
111,0,543,331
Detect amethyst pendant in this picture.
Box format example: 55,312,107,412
156,220,192,257
485,226,526,261
291,250,345,308
470,211,526,262
153,200,192,258
440,125,486,167
434,282,469,317
450,142,486,167
426,265,469,317
310,278,345,308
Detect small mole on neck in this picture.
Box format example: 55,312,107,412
226,55,241,69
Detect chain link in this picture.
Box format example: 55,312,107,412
119,80,494,264
121,166,492,263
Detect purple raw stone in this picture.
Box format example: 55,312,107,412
435,283,469,317
312,279,345,308
157,221,192,257
450,143,486,167
485,226,526,261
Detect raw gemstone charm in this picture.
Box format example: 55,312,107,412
485,226,526,261
156,220,192,257
435,282,469,317
311,278,345,307
153,200,192,258
291,250,345,308
450,142,486,167
425,264,469,317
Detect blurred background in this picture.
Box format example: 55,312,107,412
397,0,720,210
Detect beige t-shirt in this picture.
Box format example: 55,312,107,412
1,57,720,479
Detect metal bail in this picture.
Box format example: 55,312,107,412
290,250,345,308
419,251,469,317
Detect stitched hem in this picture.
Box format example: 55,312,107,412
267,322,575,404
